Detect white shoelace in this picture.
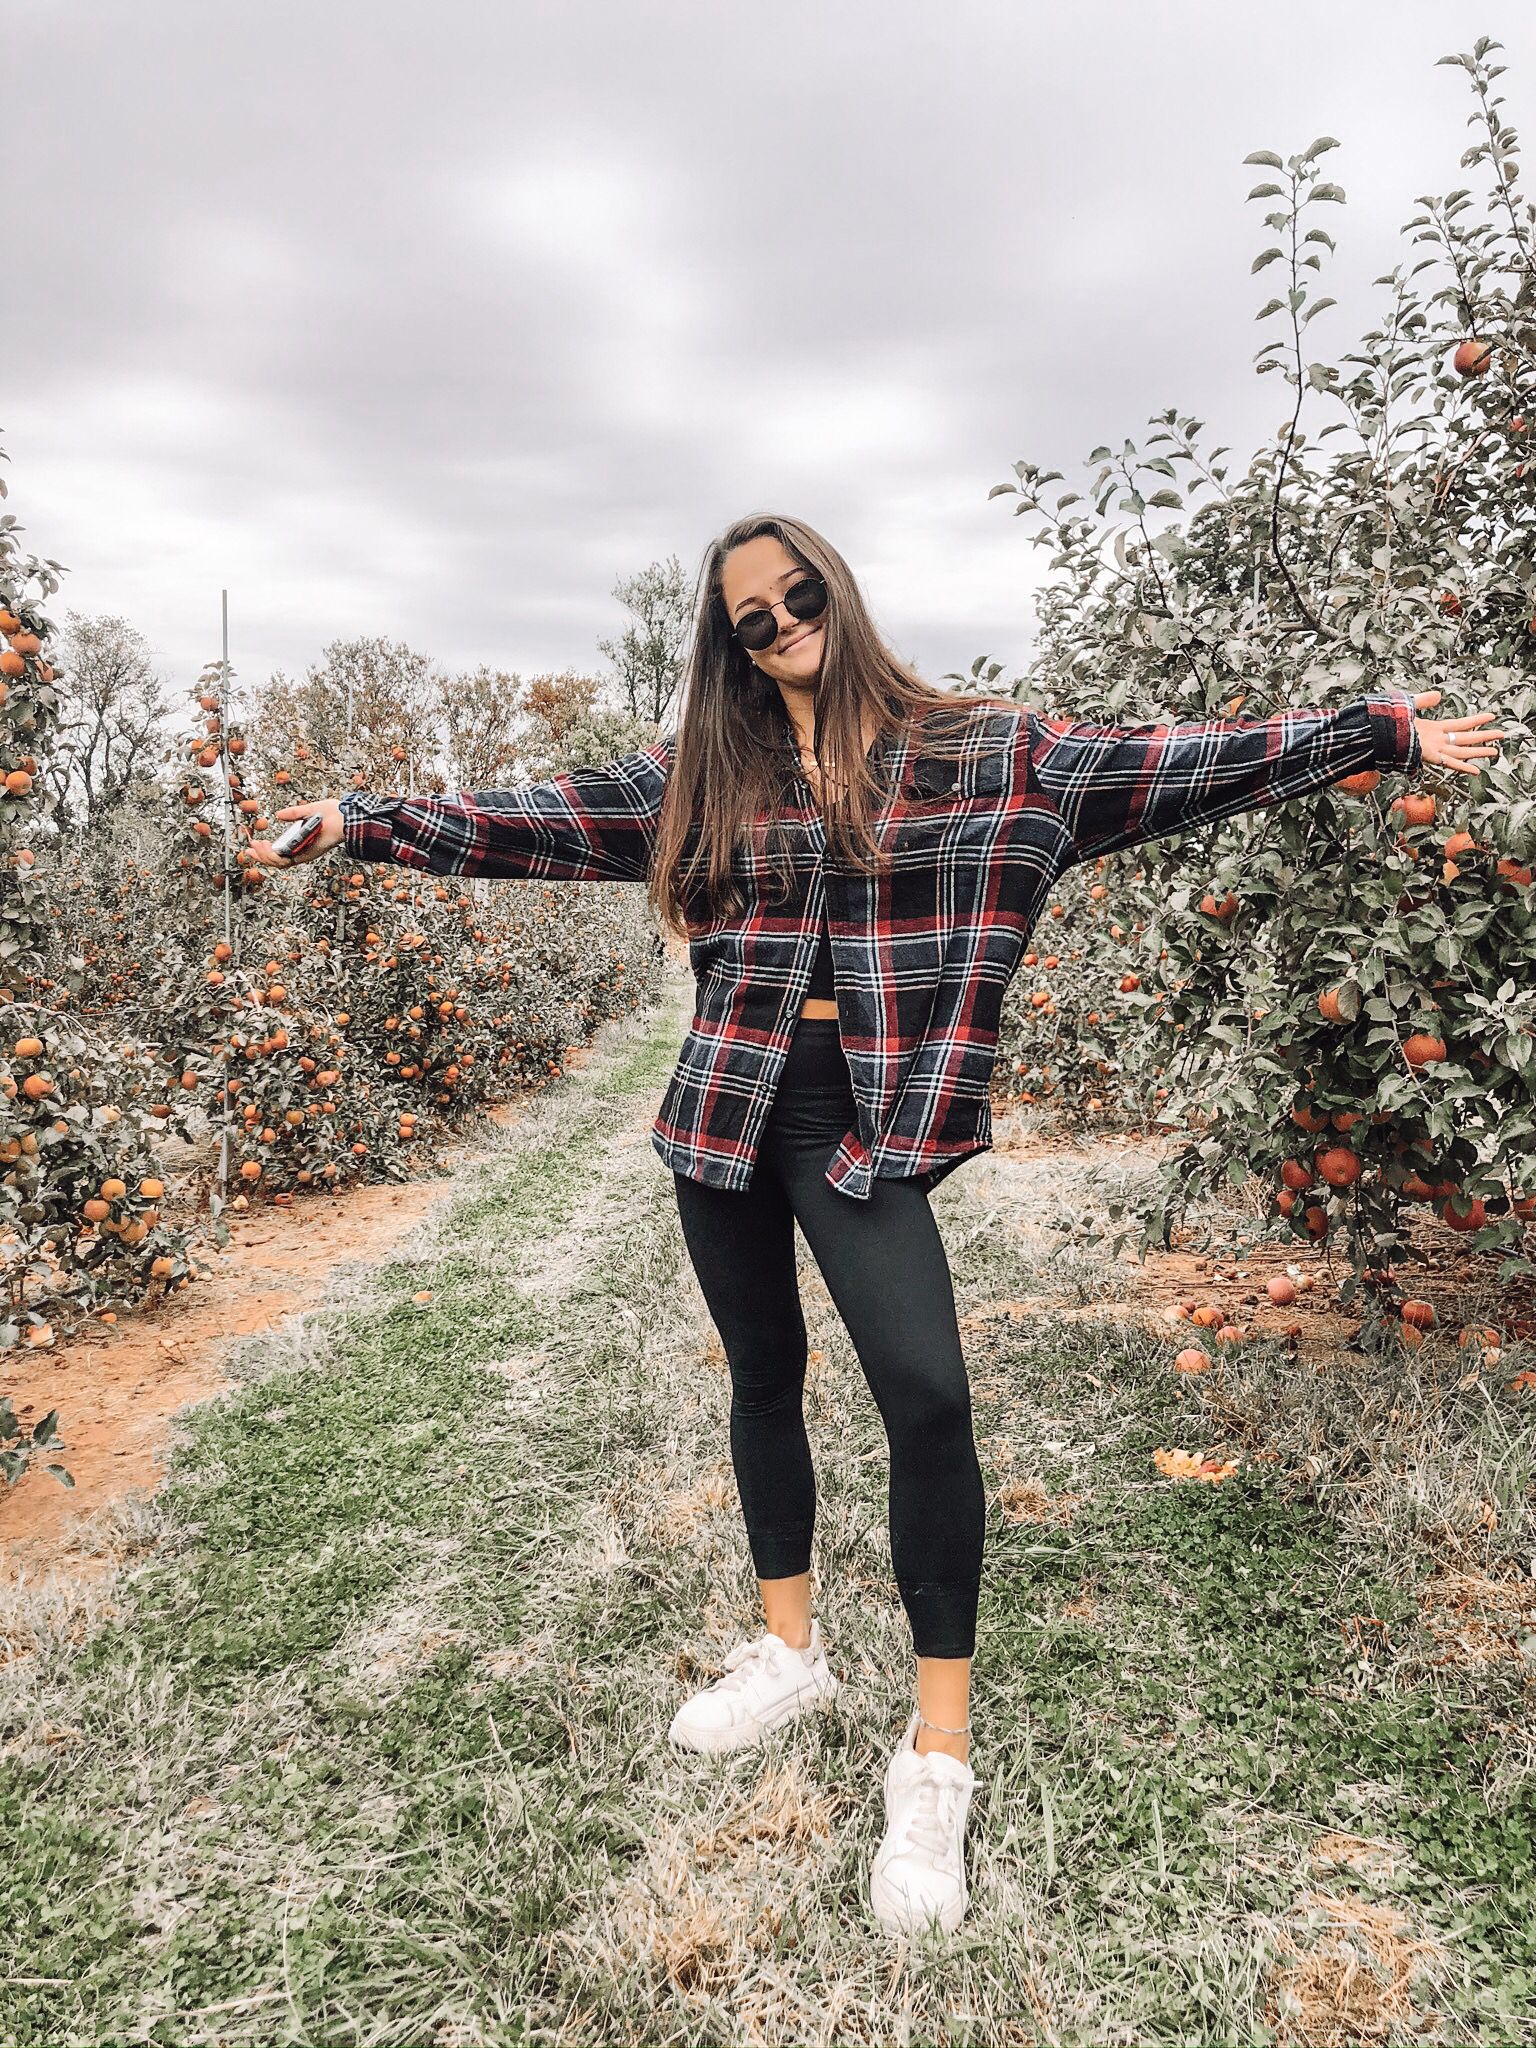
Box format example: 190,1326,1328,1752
898,1770,964,1863
717,1637,780,1685
710,1636,803,1712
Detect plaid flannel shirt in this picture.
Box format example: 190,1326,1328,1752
339,690,1421,1201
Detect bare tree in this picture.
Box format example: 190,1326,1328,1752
596,553,693,725
47,612,172,830
244,636,446,797
438,663,523,790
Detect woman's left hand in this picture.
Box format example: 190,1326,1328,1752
1412,690,1509,776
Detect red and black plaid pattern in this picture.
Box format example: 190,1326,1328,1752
340,690,1421,1201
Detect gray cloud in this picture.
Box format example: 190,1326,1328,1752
8,0,1531,710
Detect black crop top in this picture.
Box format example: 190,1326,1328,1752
805,908,835,1002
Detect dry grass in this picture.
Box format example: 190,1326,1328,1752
3,974,1531,2045
1418,1566,1536,1670
1269,1891,1446,2046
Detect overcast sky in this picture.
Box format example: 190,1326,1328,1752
8,1,1532,721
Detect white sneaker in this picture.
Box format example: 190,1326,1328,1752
667,1619,841,1754
869,1711,976,1934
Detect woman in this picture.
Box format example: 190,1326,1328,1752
255,513,1504,1937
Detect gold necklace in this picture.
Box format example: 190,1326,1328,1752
798,740,870,803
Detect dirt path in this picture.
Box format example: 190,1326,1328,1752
0,1066,595,1586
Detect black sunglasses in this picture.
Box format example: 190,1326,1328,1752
729,573,829,653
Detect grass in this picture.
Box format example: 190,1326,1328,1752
2,970,1532,2046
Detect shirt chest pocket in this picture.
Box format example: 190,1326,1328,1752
905,751,1009,801
887,748,1010,854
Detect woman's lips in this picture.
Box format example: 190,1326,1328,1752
781,625,821,653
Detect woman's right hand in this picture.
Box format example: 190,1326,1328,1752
248,799,347,868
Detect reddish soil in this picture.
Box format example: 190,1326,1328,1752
0,1057,596,1586
987,1118,1536,1367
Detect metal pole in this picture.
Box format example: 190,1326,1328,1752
221,590,233,952
217,588,233,1194
336,662,352,950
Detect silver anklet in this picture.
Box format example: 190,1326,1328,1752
917,1709,970,1737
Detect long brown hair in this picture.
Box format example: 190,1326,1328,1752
647,512,1020,935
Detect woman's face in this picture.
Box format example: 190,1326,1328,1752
720,536,826,697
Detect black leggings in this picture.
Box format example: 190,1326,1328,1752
671,1013,986,1659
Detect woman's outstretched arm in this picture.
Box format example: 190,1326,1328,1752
1025,687,1505,863
249,733,677,883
